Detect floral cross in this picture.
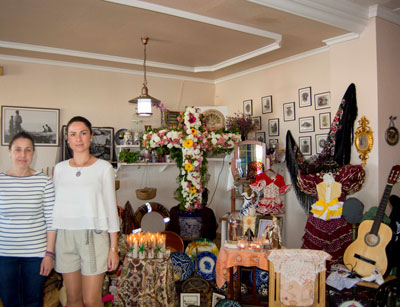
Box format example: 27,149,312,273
143,107,241,211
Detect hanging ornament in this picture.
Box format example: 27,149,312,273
385,116,399,146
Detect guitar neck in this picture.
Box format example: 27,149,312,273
371,183,393,235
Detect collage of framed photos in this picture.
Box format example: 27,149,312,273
244,86,331,155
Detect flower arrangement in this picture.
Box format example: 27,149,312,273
226,112,257,140
143,107,241,211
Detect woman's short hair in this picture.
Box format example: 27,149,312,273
66,116,93,134
8,131,35,150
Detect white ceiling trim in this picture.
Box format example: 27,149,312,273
0,54,214,84
369,5,400,26
248,0,369,34
105,0,282,40
322,33,359,46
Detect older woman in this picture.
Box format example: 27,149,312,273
52,116,119,307
0,131,56,307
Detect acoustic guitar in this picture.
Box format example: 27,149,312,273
343,165,400,277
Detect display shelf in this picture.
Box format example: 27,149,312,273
116,162,176,173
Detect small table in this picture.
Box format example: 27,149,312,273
114,256,177,306
216,246,269,305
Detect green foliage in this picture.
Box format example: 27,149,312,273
118,150,140,163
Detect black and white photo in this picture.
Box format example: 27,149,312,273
283,102,295,121
252,116,262,130
62,125,114,162
255,131,266,143
243,99,253,116
268,118,279,136
315,134,328,154
261,95,272,114
269,138,278,148
181,293,200,307
299,136,312,155
1,106,60,146
299,116,315,133
298,87,312,107
315,92,331,110
319,112,331,129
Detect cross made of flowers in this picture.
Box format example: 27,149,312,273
142,106,241,211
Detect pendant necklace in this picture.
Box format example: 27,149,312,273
74,156,91,177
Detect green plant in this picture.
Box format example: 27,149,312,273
119,150,140,163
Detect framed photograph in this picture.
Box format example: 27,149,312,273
1,105,60,146
299,136,312,155
315,134,328,154
162,109,181,127
261,95,272,114
255,131,266,143
269,138,278,148
268,118,279,136
62,125,114,162
283,102,295,121
315,92,331,110
243,99,253,116
299,116,315,133
298,87,312,107
319,112,331,129
212,293,226,307
180,293,200,307
255,216,274,238
252,116,262,130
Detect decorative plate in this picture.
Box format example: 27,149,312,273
250,267,269,292
215,299,242,307
114,128,127,145
185,238,219,261
170,252,194,282
196,251,217,281
202,109,225,130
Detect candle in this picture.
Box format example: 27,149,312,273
237,236,248,250
156,237,164,259
132,237,138,258
148,234,155,258
139,237,146,259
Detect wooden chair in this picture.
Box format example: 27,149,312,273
161,230,184,253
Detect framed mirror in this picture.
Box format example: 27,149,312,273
355,116,373,166
231,140,266,180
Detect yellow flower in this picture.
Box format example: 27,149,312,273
190,186,197,194
191,128,197,135
185,163,194,172
184,138,193,148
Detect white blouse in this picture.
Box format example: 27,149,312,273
52,159,119,232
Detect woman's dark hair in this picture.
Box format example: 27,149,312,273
8,131,35,150
66,116,92,134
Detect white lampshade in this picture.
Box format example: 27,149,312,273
137,98,152,116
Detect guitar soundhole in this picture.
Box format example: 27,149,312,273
365,233,379,246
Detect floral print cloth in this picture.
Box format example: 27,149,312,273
268,249,331,306
114,256,177,307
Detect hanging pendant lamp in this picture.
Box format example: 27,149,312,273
129,37,161,116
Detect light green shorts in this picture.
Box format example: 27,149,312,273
55,229,110,276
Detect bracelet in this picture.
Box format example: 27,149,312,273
110,247,120,252
45,251,55,259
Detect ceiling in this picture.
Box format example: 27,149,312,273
0,0,399,82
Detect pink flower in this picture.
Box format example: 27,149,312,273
102,294,114,303
189,116,196,124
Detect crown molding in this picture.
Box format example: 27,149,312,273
369,4,400,26
322,33,360,46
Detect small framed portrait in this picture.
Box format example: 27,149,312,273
261,95,272,114
252,116,262,130
243,99,253,116
255,131,266,143
315,134,328,154
162,109,181,127
319,112,331,129
180,293,200,307
299,116,315,133
212,293,226,307
315,92,331,110
298,87,312,107
283,102,295,121
255,216,274,238
269,138,278,148
268,118,279,136
299,136,312,155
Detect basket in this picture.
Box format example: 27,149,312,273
136,187,157,200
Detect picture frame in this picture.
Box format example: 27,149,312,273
269,138,278,148
261,95,272,114
299,116,315,133
319,112,331,130
315,92,331,110
62,125,114,162
252,116,262,130
283,102,295,121
255,216,274,238
1,105,60,146
299,136,312,155
180,293,200,307
298,86,312,107
315,134,328,154
162,109,181,127
212,293,226,307
243,99,253,116
255,131,266,143
268,118,279,136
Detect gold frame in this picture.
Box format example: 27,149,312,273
355,116,373,166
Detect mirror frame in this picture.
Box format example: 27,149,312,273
230,140,266,180
354,116,373,167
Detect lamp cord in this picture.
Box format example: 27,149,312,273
143,39,147,87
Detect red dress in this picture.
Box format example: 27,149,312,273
297,164,365,263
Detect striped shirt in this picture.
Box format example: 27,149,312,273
0,172,55,257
